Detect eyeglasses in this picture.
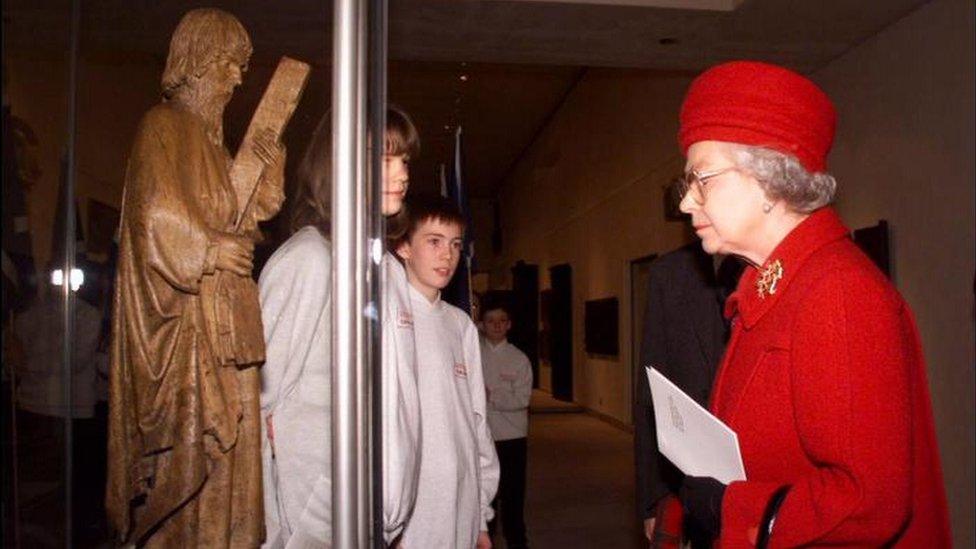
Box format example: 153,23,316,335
674,166,738,205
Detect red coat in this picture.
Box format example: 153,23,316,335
711,208,951,547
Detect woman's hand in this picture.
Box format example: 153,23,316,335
475,531,492,549
214,232,254,276
643,517,657,543
679,476,725,540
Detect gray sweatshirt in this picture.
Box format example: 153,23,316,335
258,229,421,547
480,339,533,441
400,287,499,549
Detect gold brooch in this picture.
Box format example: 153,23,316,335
756,259,784,299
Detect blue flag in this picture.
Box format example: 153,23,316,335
441,126,474,315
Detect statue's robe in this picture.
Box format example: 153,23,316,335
107,101,282,547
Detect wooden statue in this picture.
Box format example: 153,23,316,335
106,8,307,546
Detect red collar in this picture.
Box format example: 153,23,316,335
724,207,850,329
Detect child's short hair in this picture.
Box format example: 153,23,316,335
481,299,511,319
391,194,466,249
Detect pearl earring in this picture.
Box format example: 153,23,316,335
762,202,773,214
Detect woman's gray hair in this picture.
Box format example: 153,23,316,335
730,144,837,213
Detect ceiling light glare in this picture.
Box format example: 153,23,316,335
50,268,84,291
70,268,84,291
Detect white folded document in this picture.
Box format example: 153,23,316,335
646,366,746,485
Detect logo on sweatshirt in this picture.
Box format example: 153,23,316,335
454,363,468,378
396,308,414,328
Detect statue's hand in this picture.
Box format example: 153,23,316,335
254,128,286,177
214,232,254,276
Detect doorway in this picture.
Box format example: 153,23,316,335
548,263,573,402
629,253,658,423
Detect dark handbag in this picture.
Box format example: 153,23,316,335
756,485,791,549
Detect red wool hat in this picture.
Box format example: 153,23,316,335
678,61,837,173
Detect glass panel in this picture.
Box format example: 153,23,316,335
4,2,352,547
4,1,78,546
367,2,387,545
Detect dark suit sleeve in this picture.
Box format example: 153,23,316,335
634,263,671,519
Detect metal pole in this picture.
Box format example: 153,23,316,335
62,1,81,546
332,0,371,546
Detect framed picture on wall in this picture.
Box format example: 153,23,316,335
852,219,891,279
584,297,619,357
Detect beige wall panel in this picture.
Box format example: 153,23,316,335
494,69,694,422
814,0,975,545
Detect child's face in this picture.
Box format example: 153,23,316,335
397,218,463,299
483,309,511,342
382,152,410,216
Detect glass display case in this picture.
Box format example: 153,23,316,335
2,1,384,546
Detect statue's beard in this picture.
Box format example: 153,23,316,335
196,99,226,145
173,81,232,147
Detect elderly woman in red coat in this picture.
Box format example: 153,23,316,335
673,61,952,548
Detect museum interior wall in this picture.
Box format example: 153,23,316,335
490,0,974,545
489,69,696,423
813,0,975,545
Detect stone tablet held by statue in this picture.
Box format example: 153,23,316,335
211,56,310,367
231,56,311,227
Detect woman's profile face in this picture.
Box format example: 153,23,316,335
679,140,768,258
382,151,410,216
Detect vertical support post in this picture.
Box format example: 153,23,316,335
332,0,361,544
332,0,381,546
